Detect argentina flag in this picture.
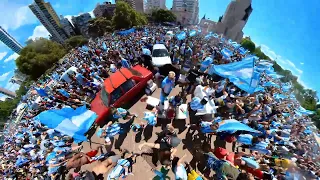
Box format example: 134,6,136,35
176,31,186,40
221,48,233,59
189,30,197,37
35,105,97,142
212,58,261,94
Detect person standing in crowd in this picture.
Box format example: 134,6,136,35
160,71,176,105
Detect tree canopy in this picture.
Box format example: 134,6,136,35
151,9,176,23
112,1,147,30
16,38,67,80
0,79,32,123
240,37,256,52
88,17,113,38
64,35,88,50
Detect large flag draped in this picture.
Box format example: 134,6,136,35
35,105,97,142
212,58,260,94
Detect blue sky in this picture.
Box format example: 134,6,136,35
0,0,319,100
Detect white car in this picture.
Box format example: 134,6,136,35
152,44,172,67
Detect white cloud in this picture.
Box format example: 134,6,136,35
300,62,304,65
88,10,95,18
4,53,19,63
0,96,7,101
260,44,303,75
0,2,38,30
297,76,310,89
0,71,11,81
0,52,7,61
5,82,20,92
28,25,50,40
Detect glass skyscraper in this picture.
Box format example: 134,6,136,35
0,26,23,54
29,0,68,44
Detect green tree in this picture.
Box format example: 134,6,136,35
16,38,66,80
112,1,147,30
240,38,256,53
65,35,88,49
151,9,176,23
254,46,269,60
88,17,113,38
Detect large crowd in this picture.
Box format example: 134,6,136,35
0,26,320,180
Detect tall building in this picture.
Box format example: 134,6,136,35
145,0,165,13
0,87,16,99
116,0,134,8
0,26,23,54
59,15,76,37
71,13,92,38
29,0,68,43
93,2,116,18
199,15,216,34
115,0,144,13
172,0,199,25
216,0,252,42
10,69,27,85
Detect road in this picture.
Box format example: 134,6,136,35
79,87,236,179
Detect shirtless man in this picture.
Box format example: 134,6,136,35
91,153,120,179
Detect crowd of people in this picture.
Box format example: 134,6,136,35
0,25,320,180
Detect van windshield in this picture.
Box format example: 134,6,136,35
153,49,169,57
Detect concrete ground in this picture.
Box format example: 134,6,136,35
79,87,237,179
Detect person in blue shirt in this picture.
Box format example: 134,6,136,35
121,57,131,68
75,69,86,85
160,71,176,105
111,107,137,121
199,57,213,73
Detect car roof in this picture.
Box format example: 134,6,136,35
153,44,167,50
104,68,134,94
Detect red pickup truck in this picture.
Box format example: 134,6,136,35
91,65,153,124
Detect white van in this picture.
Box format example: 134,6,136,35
152,44,172,67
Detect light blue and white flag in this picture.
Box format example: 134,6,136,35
297,106,314,115
190,97,205,111
212,58,261,94
213,33,219,38
82,45,89,52
102,42,107,51
217,119,260,133
189,30,197,37
176,31,186,40
263,81,280,88
35,105,97,142
238,47,247,55
221,48,233,59
268,74,284,79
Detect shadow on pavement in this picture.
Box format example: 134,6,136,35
143,124,154,142
114,118,134,149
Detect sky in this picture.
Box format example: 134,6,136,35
0,0,320,100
